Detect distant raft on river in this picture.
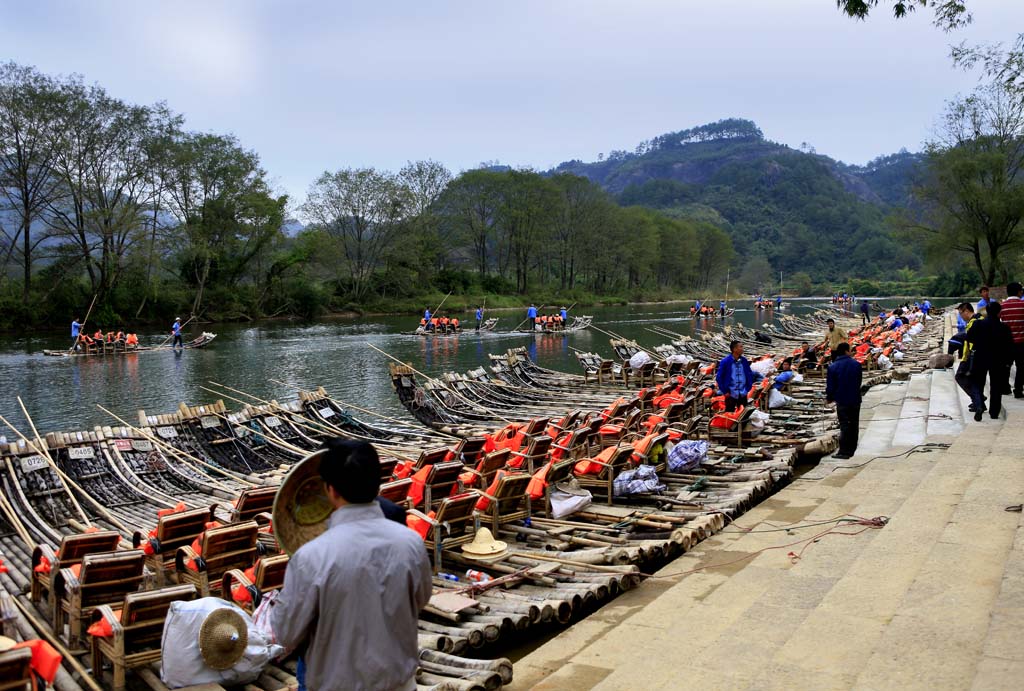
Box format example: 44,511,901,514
42,332,217,357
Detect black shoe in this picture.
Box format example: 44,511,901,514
833,453,852,460
974,410,984,421
968,404,977,412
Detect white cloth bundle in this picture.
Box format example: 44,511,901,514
629,351,653,369
161,597,283,688
750,359,777,377
768,389,795,409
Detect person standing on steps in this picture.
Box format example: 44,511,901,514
826,342,863,459
716,340,753,413
954,302,985,413
171,317,183,349
966,301,1014,421
1000,282,1024,399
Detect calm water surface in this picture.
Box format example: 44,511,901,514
0,299,897,434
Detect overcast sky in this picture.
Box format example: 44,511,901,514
2,1,1020,201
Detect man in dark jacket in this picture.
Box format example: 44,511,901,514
826,342,863,459
716,340,754,412
966,301,1015,421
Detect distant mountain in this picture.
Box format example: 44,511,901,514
549,119,925,281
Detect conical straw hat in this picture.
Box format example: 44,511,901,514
273,449,333,556
198,608,248,670
461,527,508,558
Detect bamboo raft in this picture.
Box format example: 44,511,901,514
42,333,218,358
0,308,944,690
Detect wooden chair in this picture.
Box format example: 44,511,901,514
221,553,289,612
551,428,592,461
632,432,670,473
0,648,32,691
707,406,757,448
460,449,510,489
450,436,489,464
53,550,146,649
31,530,121,606
520,418,550,437
378,478,413,508
422,461,466,511
90,584,198,691
132,506,214,585
408,493,480,572
509,435,552,474
540,459,579,517
476,473,532,533
219,485,277,523
377,457,399,482
175,521,259,597
574,446,635,505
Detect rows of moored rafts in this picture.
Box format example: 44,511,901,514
0,387,514,690
0,309,942,691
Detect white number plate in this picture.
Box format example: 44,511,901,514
132,440,154,451
319,407,335,419
20,455,47,473
68,447,95,459
265,416,282,428
200,416,220,429
156,426,178,439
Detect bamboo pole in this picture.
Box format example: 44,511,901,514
68,293,98,353
152,313,197,350
8,595,105,691
364,342,514,425
96,405,260,487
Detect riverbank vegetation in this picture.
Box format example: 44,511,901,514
2,51,1020,330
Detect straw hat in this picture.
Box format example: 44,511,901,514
461,528,508,559
273,449,334,556
198,608,248,670
553,478,590,497
0,636,16,652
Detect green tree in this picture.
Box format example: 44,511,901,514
301,167,412,300
0,62,63,300
906,82,1024,286
738,255,774,294
836,1,971,30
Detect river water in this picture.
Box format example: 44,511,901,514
0,299,922,435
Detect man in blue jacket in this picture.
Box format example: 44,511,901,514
826,342,863,459
716,340,753,412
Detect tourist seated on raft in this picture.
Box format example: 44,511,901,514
125,333,139,349
774,358,796,390
92,329,104,343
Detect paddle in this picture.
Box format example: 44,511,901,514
154,313,197,349
68,293,98,353
513,304,545,332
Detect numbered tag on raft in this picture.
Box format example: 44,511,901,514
68,446,95,460
114,439,133,451
318,407,335,419
156,426,178,439
132,439,154,451
264,416,282,428
200,416,220,429
20,455,47,473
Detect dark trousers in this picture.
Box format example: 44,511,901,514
1013,342,1024,397
988,367,1004,418
836,404,860,455
725,395,747,412
476,319,481,330
956,362,988,412
173,334,183,348
861,311,869,325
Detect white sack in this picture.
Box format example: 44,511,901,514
750,359,777,377
550,487,593,518
876,354,893,370
768,389,795,409
629,351,653,369
161,597,284,689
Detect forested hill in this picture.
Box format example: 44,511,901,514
550,119,924,282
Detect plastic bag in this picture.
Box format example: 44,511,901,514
629,351,653,369
750,359,777,377
768,389,794,409
161,597,284,688
748,410,770,430
667,440,707,472
612,465,665,496
877,354,893,370
549,485,593,518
